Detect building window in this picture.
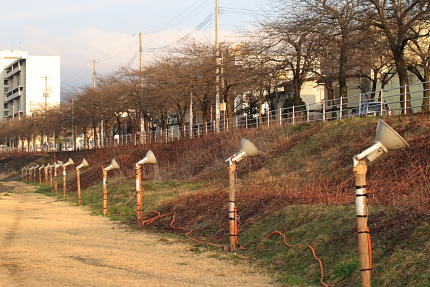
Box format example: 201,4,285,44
4,80,8,85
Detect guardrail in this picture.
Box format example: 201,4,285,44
3,80,429,153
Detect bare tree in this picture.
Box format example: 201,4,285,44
363,0,430,113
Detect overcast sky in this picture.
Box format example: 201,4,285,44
0,0,275,93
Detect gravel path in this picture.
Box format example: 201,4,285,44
0,181,279,287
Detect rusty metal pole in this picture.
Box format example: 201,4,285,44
103,170,109,216
228,162,237,251
355,160,372,287
45,167,49,185
136,164,143,223
50,166,54,187
63,166,67,199
54,166,59,194
77,168,82,205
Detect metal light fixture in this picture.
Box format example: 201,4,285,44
352,120,409,287
49,163,55,187
135,150,157,223
38,165,45,184
102,159,120,216
76,159,89,205
44,164,50,184
225,138,259,251
27,166,34,182
62,158,74,199
54,161,63,194
22,166,28,181
33,165,39,181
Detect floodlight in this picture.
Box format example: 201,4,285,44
353,120,409,167
137,150,157,165
77,159,89,169
63,158,75,167
104,159,120,172
226,138,259,165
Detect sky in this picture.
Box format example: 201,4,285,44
0,0,275,94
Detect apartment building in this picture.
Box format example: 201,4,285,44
0,50,60,120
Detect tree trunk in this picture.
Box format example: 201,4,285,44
423,69,430,113
258,89,264,124
92,122,98,148
292,77,302,105
371,69,378,100
339,46,348,116
392,50,411,114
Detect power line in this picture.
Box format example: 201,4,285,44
96,34,138,63
145,0,210,34
144,13,214,52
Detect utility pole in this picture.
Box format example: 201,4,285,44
93,60,103,147
189,91,193,138
43,76,49,111
139,32,145,144
72,98,76,150
215,0,221,133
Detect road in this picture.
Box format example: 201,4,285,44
0,181,278,287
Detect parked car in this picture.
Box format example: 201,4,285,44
354,101,393,116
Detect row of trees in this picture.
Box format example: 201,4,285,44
1,0,429,149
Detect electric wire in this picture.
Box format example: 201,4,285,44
145,0,210,34
144,13,214,52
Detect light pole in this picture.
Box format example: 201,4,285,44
102,159,120,216
76,159,89,205
38,165,45,184
22,167,28,182
135,150,157,224
54,161,63,194
353,120,409,287
33,165,39,182
62,158,75,199
27,166,33,182
44,164,50,185
49,163,55,187
225,138,259,251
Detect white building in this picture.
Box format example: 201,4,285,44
0,50,60,120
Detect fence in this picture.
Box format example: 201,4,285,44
3,81,429,153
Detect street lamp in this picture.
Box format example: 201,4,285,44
135,150,157,224
38,165,45,184
62,158,75,199
225,138,259,251
76,159,89,205
102,159,120,216
44,164,50,184
22,166,28,182
353,119,409,287
49,163,55,187
54,161,63,194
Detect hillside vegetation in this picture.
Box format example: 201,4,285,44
2,114,429,287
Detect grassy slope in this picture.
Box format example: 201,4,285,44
20,115,430,286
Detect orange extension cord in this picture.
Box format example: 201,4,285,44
264,231,329,287
140,210,332,287
141,211,224,248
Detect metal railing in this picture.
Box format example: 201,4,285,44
3,81,429,153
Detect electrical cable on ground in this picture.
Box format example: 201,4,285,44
140,210,330,287
141,211,224,249
264,231,329,287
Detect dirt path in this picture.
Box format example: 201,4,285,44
0,181,279,287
